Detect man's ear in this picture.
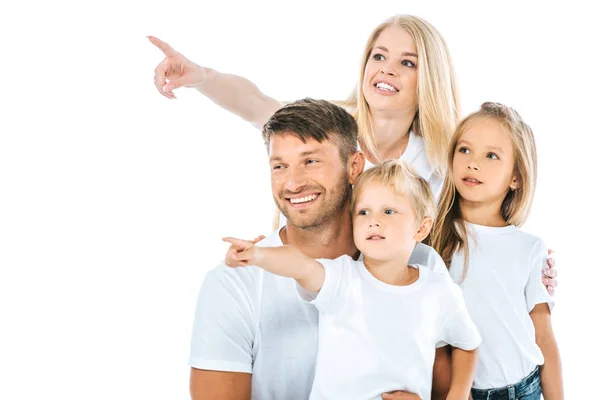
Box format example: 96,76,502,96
348,151,365,185
414,217,434,242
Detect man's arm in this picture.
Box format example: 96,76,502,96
190,369,251,400
530,303,563,400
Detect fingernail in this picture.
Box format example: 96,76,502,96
544,279,549,284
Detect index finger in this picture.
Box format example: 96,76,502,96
147,35,179,57
222,237,252,248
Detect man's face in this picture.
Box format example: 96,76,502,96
269,133,352,229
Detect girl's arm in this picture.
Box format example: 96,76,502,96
446,348,478,400
530,303,563,399
149,36,282,129
223,237,325,292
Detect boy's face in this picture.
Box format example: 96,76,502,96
352,181,422,262
268,133,354,229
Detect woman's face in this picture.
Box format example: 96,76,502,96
362,25,419,115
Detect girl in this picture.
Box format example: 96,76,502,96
430,102,563,399
148,15,557,290
224,159,481,400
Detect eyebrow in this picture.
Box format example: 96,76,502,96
373,46,418,58
457,140,505,154
270,149,324,163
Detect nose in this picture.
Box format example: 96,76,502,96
284,165,308,193
368,217,380,228
466,159,480,171
379,61,397,77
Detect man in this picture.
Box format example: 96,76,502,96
189,99,451,399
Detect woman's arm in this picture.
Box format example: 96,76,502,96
530,303,563,399
149,36,282,129
223,237,325,292
446,348,478,400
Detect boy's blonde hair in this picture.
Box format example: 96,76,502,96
342,14,460,176
430,102,538,272
352,159,437,225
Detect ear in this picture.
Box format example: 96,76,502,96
510,176,521,191
414,217,434,242
348,151,366,185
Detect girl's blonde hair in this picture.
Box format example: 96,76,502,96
342,14,460,176
352,159,437,225
430,102,538,274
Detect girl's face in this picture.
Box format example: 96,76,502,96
452,119,519,206
362,25,419,115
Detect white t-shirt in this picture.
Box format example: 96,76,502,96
189,230,450,400
448,223,555,389
301,257,481,400
362,131,444,201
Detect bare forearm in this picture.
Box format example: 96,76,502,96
257,246,325,291
539,339,564,399
198,68,282,129
447,348,477,400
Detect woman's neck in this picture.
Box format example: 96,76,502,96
363,108,414,163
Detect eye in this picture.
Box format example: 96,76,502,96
487,153,499,160
272,164,284,170
357,209,369,216
401,59,416,68
306,159,318,165
384,209,396,215
457,146,470,154
372,53,385,61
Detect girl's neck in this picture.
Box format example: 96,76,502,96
363,255,418,286
362,108,414,163
459,197,509,227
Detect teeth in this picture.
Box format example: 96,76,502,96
376,82,397,92
290,194,318,204
465,179,480,183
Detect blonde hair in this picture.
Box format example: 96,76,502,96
430,102,538,274
352,159,437,225
341,14,460,176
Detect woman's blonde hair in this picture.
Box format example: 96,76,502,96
429,102,538,275
342,14,460,176
352,159,437,225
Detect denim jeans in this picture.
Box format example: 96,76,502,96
471,366,541,400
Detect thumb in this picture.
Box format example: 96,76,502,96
163,77,186,92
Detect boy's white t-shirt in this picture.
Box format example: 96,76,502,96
449,223,555,389
301,256,481,400
189,230,450,400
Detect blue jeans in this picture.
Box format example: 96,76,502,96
471,366,541,400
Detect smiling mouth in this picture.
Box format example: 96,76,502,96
463,178,482,184
288,194,319,205
374,82,398,92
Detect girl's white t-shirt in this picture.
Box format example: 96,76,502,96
449,223,554,389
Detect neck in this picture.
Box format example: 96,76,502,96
361,108,415,163
280,204,359,260
459,196,508,227
363,253,417,286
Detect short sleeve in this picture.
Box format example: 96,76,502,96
410,242,450,276
188,266,257,373
299,255,355,315
525,241,555,312
439,282,481,351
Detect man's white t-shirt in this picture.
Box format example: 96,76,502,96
448,223,555,389
300,257,481,400
189,230,450,400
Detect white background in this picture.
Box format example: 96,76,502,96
1,0,598,398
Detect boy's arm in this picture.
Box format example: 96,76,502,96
530,303,563,400
446,348,478,400
223,237,325,292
